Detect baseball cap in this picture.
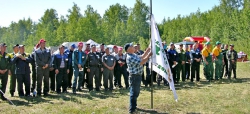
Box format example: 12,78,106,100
59,45,65,48
78,42,83,47
124,43,133,52
13,44,19,48
71,44,76,49
0,43,7,47
91,44,96,47
205,42,210,45
113,45,118,48
230,44,234,47
118,47,123,51
39,39,46,44
19,45,25,48
216,41,221,45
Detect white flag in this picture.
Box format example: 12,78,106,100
150,14,178,101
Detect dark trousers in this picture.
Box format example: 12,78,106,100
116,68,129,88
129,75,142,113
88,67,100,91
103,68,113,89
145,63,151,86
49,69,55,91
185,63,190,79
0,73,8,93
99,70,103,86
31,66,36,92
114,67,118,86
170,63,177,83
228,61,237,79
9,72,17,94
56,68,68,92
68,67,73,88
191,62,200,82
16,74,30,96
83,67,88,88
222,59,229,77
152,71,157,82
36,67,50,94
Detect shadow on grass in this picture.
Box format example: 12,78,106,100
11,96,51,106
137,108,168,114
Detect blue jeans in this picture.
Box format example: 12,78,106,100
72,68,84,89
129,75,142,113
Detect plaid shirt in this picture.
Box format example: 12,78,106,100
126,53,143,75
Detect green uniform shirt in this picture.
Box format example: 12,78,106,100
0,52,11,70
177,49,187,63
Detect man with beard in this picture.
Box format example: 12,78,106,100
35,39,51,96
9,44,19,97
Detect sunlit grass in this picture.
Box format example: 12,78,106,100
0,62,249,114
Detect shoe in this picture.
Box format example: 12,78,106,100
37,93,41,97
77,88,82,92
56,91,61,94
96,88,100,92
44,92,49,96
10,92,14,97
63,91,68,93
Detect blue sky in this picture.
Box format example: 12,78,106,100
0,0,220,27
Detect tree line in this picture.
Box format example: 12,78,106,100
0,0,249,54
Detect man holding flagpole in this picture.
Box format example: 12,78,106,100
124,43,152,114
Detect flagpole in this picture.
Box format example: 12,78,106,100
150,0,153,109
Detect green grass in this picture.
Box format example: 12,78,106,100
0,63,250,114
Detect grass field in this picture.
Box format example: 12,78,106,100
0,63,250,114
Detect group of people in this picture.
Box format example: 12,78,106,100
0,39,239,113
0,39,152,101
165,41,237,84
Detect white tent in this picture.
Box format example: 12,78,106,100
86,39,99,46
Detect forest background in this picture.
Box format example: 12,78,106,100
0,0,249,54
